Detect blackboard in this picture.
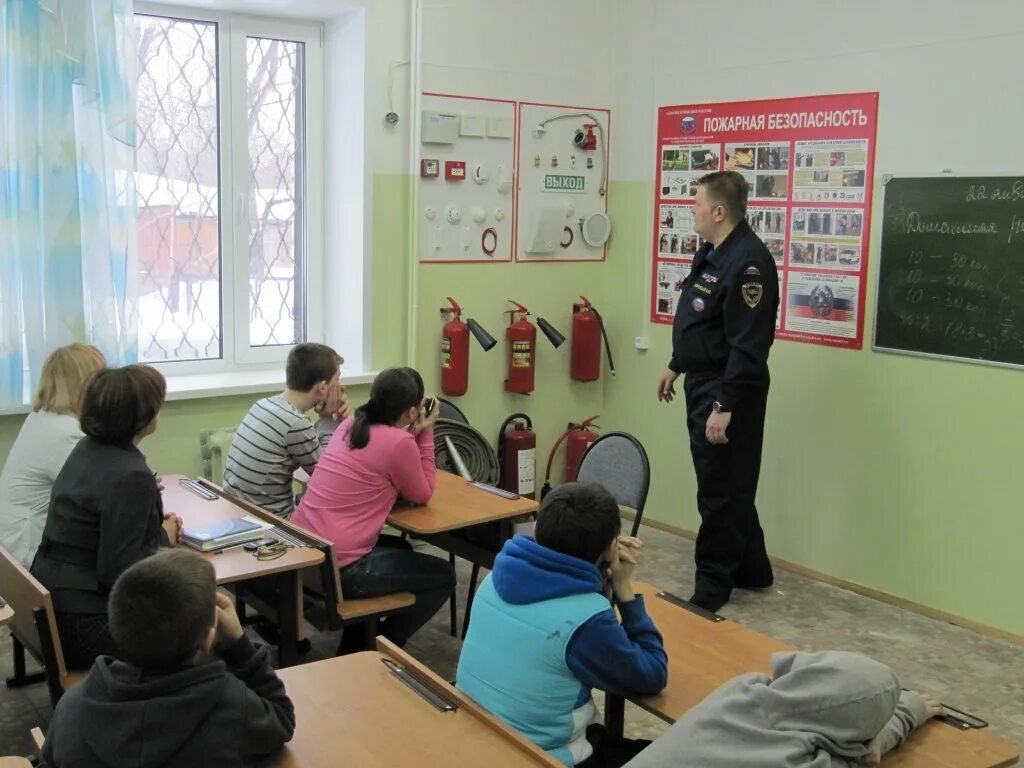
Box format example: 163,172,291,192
874,176,1024,368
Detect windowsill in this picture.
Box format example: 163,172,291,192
0,368,379,417
164,368,378,402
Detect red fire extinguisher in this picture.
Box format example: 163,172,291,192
540,416,600,498
570,296,615,382
498,413,536,498
439,297,497,397
440,297,469,396
504,300,537,394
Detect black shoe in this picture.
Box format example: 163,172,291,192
689,592,729,613
733,577,773,590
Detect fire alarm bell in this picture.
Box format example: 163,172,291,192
421,158,439,178
445,161,467,181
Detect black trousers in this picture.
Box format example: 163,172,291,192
684,372,773,602
575,724,650,768
339,535,455,651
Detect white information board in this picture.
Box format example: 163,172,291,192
418,93,516,263
516,102,611,262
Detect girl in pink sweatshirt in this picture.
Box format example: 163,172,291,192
293,367,454,648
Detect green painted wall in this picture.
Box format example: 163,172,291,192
1,175,1020,636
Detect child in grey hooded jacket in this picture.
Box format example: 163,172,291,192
625,650,944,767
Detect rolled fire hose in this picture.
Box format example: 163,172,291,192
433,418,499,485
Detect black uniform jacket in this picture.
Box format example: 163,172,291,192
669,219,779,410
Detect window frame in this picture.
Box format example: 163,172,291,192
135,3,325,375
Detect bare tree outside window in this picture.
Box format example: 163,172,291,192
246,37,305,348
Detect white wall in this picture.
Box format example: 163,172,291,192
612,0,1024,178
421,0,615,104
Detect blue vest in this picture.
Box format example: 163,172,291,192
456,574,610,766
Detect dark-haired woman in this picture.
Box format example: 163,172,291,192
293,367,454,648
31,364,182,668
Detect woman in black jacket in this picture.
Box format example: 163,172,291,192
32,364,182,668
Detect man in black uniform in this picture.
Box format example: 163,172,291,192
656,171,779,612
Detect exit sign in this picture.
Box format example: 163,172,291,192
543,174,585,193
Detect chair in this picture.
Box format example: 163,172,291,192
0,546,85,707
196,480,416,656
575,431,650,537
301,546,417,654
437,397,469,424
30,728,45,764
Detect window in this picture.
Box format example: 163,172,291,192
134,8,323,369
135,15,221,362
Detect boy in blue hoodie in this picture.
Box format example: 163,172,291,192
43,549,295,768
457,482,668,768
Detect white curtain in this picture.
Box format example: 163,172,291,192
0,0,138,408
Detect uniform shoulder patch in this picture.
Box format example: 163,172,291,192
742,282,763,308
743,265,761,276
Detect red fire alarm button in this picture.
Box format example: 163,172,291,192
445,161,466,181
421,158,439,178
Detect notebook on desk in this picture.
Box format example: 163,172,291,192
183,517,264,551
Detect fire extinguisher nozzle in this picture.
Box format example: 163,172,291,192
466,318,497,351
537,317,566,348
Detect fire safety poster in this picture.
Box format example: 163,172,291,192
650,92,879,349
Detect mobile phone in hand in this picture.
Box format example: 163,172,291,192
423,397,437,417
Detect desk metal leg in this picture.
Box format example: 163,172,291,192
6,636,45,688
448,552,458,636
277,572,299,668
604,693,625,739
461,563,481,639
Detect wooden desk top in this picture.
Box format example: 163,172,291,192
0,601,12,627
387,471,539,535
633,582,1019,768
273,643,560,767
161,476,323,584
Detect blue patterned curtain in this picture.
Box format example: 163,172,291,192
0,0,137,409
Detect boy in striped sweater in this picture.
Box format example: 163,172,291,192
223,343,348,517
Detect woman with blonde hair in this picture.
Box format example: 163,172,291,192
0,343,106,567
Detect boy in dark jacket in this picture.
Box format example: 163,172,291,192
44,549,295,767
457,482,668,767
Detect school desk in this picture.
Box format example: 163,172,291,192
603,581,1019,768
161,476,324,666
272,638,561,767
386,470,538,568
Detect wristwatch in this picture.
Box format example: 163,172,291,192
712,401,730,414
